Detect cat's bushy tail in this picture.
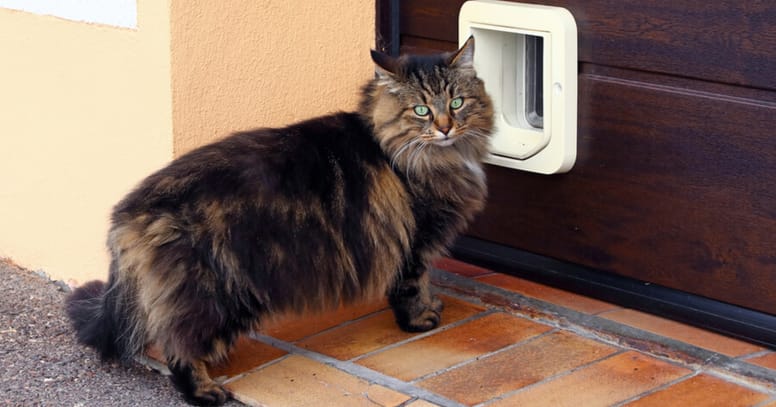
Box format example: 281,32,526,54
65,261,139,361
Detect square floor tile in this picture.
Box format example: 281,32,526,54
260,298,387,342
226,355,410,407
488,351,691,407
477,273,619,314
417,330,618,405
208,335,287,379
622,374,770,407
601,309,763,357
356,312,551,381
297,295,486,360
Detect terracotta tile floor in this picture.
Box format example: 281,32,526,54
145,258,776,406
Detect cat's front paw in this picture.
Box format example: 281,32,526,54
391,294,444,333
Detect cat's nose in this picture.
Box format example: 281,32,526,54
435,115,452,136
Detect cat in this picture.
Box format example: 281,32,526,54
66,36,493,406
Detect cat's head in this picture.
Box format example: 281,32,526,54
360,36,494,174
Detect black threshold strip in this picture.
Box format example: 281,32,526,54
451,236,776,350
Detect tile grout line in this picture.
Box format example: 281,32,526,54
346,308,497,363
473,349,629,407
753,396,776,407
249,331,468,407
408,328,560,385
702,367,776,396
738,349,774,361
608,371,700,407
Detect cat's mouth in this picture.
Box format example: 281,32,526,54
432,138,456,147
423,129,458,147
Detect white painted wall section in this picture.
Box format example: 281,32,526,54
0,0,137,28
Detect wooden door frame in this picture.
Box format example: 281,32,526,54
376,0,400,56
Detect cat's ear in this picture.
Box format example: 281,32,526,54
370,49,399,79
449,35,475,69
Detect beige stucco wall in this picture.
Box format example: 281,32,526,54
170,0,376,155
0,1,174,284
0,1,375,284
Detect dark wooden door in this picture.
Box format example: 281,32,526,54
384,1,776,316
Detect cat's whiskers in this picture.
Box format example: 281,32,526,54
454,126,491,150
391,139,422,170
406,141,429,180
465,129,491,139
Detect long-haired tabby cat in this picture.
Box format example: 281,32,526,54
66,36,493,405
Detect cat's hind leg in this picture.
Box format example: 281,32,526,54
168,358,231,406
388,264,443,332
150,285,241,405
161,324,236,405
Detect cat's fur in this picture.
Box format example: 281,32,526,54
66,37,493,406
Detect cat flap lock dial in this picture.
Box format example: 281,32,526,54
459,0,578,174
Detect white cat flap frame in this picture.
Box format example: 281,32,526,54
459,0,578,174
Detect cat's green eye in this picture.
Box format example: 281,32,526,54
413,105,430,116
450,97,464,110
